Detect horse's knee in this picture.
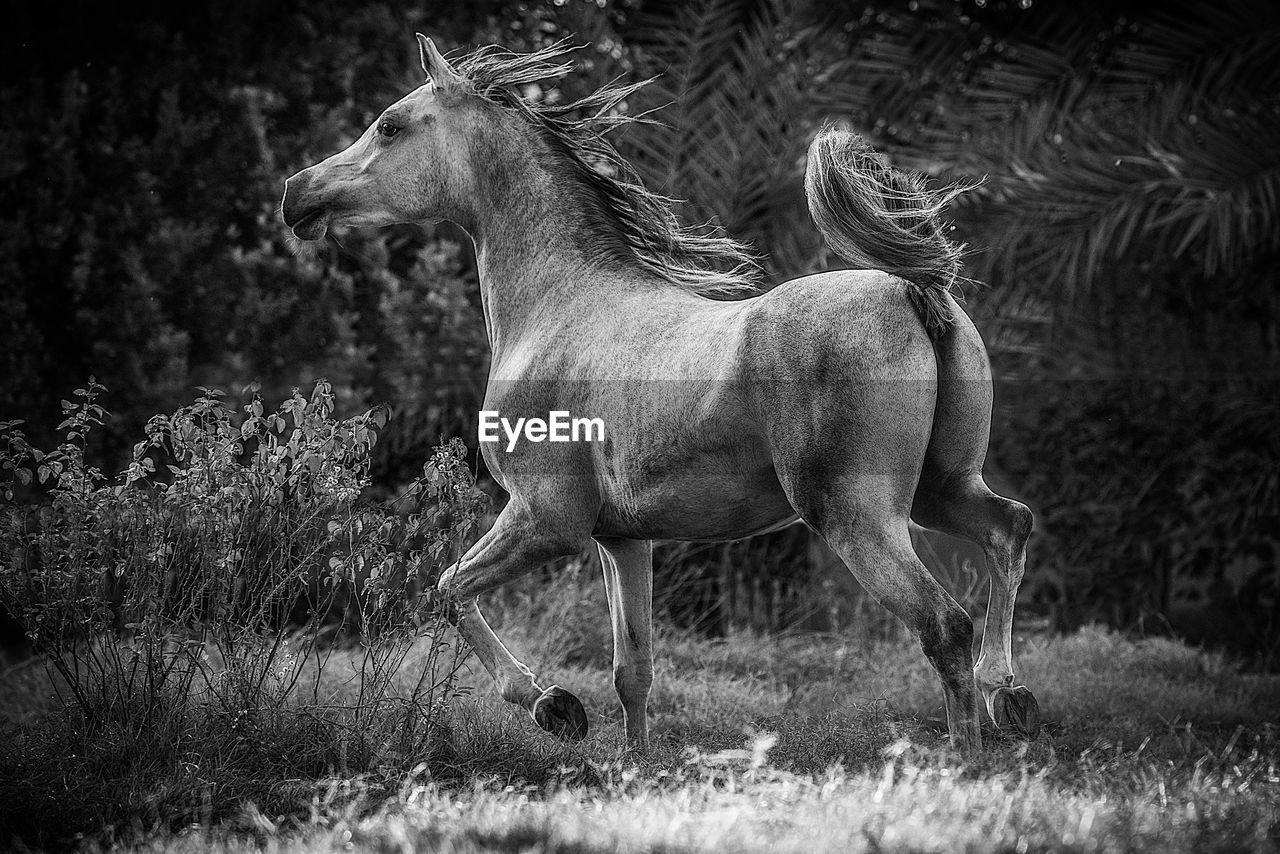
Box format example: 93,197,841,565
1000,499,1033,548
437,562,461,594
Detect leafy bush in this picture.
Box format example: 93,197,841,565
0,380,487,846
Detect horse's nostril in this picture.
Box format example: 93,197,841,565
281,169,315,225
282,184,330,240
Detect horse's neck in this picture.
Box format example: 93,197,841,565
467,158,609,363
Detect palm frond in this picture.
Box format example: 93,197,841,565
954,82,1280,301
621,0,827,277
811,0,1280,310
1105,1,1280,100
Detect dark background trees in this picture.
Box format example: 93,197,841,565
2,0,1276,662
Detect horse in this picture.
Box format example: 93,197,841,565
281,35,1040,756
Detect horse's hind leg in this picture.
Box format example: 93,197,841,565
913,472,1039,738
827,517,981,754
801,488,982,755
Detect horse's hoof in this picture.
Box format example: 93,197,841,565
532,685,588,742
991,685,1040,739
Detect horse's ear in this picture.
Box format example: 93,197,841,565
416,34,461,88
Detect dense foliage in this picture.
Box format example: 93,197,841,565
0,381,486,845
1,0,1276,659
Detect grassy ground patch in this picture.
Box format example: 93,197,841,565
2,615,1277,852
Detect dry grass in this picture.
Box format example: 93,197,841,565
128,760,1278,854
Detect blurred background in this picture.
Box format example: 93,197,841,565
2,0,1276,664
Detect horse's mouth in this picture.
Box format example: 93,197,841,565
290,209,330,241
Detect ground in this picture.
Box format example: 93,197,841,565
2,598,1278,852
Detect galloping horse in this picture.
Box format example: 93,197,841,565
282,36,1040,755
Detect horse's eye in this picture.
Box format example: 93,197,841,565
377,120,400,138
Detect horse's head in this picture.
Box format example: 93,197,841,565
282,35,476,240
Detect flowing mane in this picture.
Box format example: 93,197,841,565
454,42,763,299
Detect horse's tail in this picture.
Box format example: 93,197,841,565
804,126,971,340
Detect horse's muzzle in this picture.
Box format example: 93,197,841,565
281,170,330,241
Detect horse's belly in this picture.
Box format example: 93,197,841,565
594,462,797,541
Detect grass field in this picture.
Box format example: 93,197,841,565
3,585,1278,854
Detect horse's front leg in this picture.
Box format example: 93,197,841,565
438,504,590,741
597,537,654,752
